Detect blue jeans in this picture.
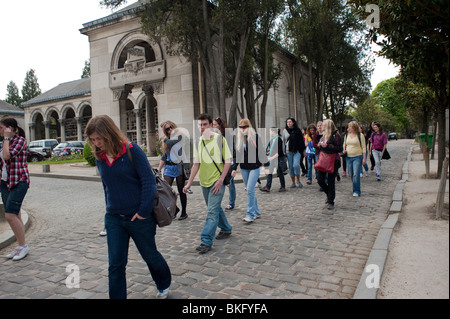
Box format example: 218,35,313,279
286,152,301,177
228,177,236,207
241,167,261,219
105,213,171,299
201,184,232,246
306,154,316,182
346,155,363,195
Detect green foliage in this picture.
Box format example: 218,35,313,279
5,81,22,107
83,142,96,167
21,69,42,102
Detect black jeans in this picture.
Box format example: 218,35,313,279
317,160,340,205
265,162,286,189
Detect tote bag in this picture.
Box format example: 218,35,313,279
314,152,335,173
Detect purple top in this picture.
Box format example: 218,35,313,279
370,132,387,150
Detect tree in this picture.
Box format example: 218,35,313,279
371,78,413,137
81,60,90,78
284,0,372,123
348,0,449,176
21,69,42,103
5,81,22,107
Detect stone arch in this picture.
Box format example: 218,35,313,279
45,108,60,140
29,110,45,141
111,31,163,71
62,105,77,141
78,102,92,139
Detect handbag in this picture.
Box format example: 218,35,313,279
382,148,391,160
126,143,178,227
314,152,335,173
202,139,231,185
279,156,288,175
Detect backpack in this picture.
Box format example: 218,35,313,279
126,143,178,227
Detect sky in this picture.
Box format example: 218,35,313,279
0,0,399,102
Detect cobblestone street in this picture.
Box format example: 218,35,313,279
0,140,412,299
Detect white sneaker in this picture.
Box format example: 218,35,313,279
12,245,29,261
156,288,169,299
243,216,254,223
353,193,360,197
99,229,107,236
6,247,21,259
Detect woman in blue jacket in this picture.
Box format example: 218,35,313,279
85,115,171,299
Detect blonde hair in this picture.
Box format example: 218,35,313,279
85,115,127,160
322,119,337,143
348,121,359,134
236,118,256,150
160,120,178,154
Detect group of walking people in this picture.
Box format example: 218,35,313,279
1,113,388,300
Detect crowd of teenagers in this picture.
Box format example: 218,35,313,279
0,114,388,299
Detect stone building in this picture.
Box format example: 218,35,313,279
22,0,311,155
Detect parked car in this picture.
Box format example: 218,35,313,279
27,149,45,162
28,139,59,158
52,141,86,156
388,132,398,140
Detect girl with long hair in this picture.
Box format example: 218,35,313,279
231,119,267,223
0,117,30,261
85,115,171,299
369,122,387,181
343,121,366,197
157,120,188,220
282,117,306,188
316,119,342,210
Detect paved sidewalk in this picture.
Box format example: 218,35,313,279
0,141,413,299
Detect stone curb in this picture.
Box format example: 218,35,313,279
353,146,413,299
0,209,31,251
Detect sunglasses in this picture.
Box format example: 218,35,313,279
239,125,249,129
165,126,173,132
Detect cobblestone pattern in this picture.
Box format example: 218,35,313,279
0,141,411,299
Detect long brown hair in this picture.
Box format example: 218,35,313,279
84,115,127,160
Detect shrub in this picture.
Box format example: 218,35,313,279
83,142,96,167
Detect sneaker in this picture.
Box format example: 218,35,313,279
243,216,254,223
12,245,29,261
196,244,211,254
254,214,261,219
360,173,364,178
376,174,381,181
306,180,312,185
259,187,270,192
353,193,360,197
364,172,369,177
342,171,346,176
336,174,341,182
297,182,303,188
279,187,286,192
225,205,234,211
290,183,297,188
327,203,335,210
216,232,231,240
156,288,169,299
6,247,21,259
99,229,107,236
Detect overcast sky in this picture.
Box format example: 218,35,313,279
0,0,398,101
